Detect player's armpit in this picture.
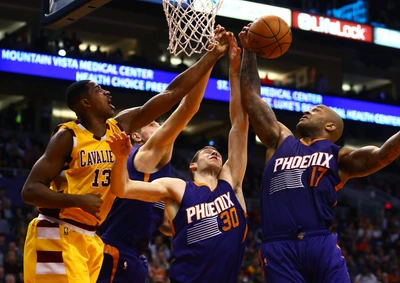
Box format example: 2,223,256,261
159,213,173,236
339,132,400,181
21,129,77,208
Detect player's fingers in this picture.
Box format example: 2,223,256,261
233,36,238,45
125,135,131,147
217,30,227,39
117,132,125,140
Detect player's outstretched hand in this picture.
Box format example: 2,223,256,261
106,132,132,158
228,35,241,71
238,24,252,51
77,193,103,221
211,25,232,56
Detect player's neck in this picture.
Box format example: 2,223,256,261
193,173,219,191
78,116,108,138
300,134,328,145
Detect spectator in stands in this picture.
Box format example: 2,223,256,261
149,258,167,283
4,273,15,283
156,250,170,273
3,251,21,280
149,234,171,260
355,267,379,283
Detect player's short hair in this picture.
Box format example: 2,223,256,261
189,146,218,180
66,80,90,111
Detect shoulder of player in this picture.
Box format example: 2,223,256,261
276,122,293,147
50,128,74,145
105,117,125,133
45,129,74,159
134,143,170,172
338,146,356,161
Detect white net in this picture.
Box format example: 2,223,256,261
162,0,224,56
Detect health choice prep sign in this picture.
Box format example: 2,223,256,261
1,49,399,127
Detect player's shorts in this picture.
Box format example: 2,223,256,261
24,214,104,283
259,230,350,283
97,239,148,283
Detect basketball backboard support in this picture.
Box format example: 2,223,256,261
41,0,112,29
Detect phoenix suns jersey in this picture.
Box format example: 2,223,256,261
261,136,342,239
100,144,172,252
169,180,247,283
39,118,123,228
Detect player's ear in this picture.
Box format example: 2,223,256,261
325,122,337,133
131,132,142,143
189,162,197,172
80,99,90,108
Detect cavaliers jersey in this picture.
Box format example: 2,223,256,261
39,119,123,228
261,136,342,238
169,180,247,283
100,145,172,252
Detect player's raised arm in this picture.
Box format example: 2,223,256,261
107,132,185,202
339,131,400,182
219,36,248,211
238,25,291,150
134,31,231,171
21,129,103,220
114,26,230,134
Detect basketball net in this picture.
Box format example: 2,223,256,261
162,0,224,56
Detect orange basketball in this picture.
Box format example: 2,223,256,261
248,15,292,59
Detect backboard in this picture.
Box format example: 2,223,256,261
40,0,112,29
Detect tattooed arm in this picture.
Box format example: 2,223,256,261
339,131,400,183
238,26,292,151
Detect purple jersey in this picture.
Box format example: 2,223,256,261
169,180,247,283
100,145,171,253
261,136,342,239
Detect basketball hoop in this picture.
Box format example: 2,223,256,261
162,0,224,56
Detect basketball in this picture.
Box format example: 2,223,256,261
248,15,292,59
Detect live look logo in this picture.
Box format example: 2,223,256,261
292,11,373,42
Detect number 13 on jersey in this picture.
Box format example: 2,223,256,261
92,168,111,188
